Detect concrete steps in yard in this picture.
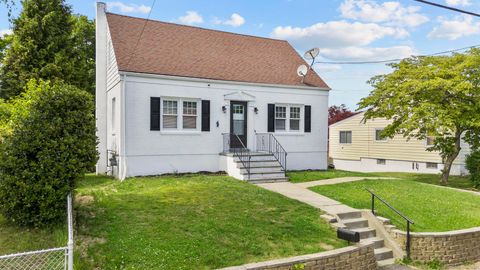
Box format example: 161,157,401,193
334,210,395,267
232,152,287,183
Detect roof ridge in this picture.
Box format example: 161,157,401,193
105,12,288,43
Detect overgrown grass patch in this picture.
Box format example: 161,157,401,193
310,179,480,232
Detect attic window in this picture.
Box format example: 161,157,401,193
339,131,352,144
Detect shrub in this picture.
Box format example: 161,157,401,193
0,80,97,226
466,149,480,188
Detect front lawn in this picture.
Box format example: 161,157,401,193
287,169,375,183
310,179,480,232
73,174,345,269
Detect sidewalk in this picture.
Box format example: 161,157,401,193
258,177,393,216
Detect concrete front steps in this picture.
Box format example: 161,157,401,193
227,152,288,183
334,211,396,267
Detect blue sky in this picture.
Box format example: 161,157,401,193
1,0,480,109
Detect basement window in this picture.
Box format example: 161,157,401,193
426,162,438,169
377,159,386,165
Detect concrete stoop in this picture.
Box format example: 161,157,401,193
323,210,404,267
226,152,288,183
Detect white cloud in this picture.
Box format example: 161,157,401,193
428,15,480,40
339,0,429,28
271,20,406,49
0,29,12,37
107,2,151,14
445,0,471,6
178,11,204,25
319,46,415,61
224,13,245,27
213,13,246,27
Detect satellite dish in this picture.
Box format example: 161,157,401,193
297,65,308,77
304,48,320,60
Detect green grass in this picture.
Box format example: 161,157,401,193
0,216,66,255
71,174,346,269
310,179,480,232
287,169,476,191
287,169,375,183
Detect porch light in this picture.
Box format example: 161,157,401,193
222,105,227,113
254,107,259,114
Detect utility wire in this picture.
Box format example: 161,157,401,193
413,0,480,17
125,0,157,70
314,44,480,65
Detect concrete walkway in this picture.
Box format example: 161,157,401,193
258,177,393,216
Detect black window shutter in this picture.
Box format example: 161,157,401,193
150,97,160,131
304,105,311,133
201,100,210,131
268,104,275,132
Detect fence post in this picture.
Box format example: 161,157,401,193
67,193,74,270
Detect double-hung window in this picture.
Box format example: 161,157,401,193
289,107,301,131
339,131,352,144
182,101,197,129
162,100,178,129
161,99,199,131
274,105,302,132
275,106,287,131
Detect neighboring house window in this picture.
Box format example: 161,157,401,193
182,101,197,129
377,159,386,165
339,131,352,144
290,107,301,131
426,162,438,169
163,100,178,129
111,97,116,132
426,136,435,146
375,129,387,141
275,106,287,131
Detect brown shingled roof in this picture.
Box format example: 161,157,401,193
106,13,329,89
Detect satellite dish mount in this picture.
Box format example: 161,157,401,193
297,47,320,83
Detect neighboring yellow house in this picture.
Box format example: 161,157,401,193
329,112,470,175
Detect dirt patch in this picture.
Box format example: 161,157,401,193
320,243,334,250
76,236,107,258
75,195,94,205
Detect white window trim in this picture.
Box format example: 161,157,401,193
374,128,387,142
274,104,304,133
339,130,352,144
160,97,201,133
426,162,438,169
425,136,435,147
111,97,116,134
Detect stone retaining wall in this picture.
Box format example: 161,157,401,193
219,241,377,270
389,227,480,266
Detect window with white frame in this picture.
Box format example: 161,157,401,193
275,106,287,131
339,131,352,144
426,136,435,146
111,97,116,132
162,100,178,129
161,99,199,131
182,101,197,129
377,159,386,165
290,107,301,131
375,129,387,141
426,162,438,169
275,105,302,132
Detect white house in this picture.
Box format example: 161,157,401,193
95,3,330,180
329,112,470,175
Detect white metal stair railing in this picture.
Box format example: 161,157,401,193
0,193,74,270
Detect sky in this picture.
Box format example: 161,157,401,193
1,0,480,110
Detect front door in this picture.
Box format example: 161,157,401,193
230,101,248,149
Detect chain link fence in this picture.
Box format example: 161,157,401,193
0,193,74,270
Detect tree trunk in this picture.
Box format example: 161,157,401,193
441,131,462,185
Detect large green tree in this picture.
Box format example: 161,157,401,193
358,49,480,184
0,0,95,98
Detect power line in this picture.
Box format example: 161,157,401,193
125,0,157,70
413,0,480,17
315,44,480,65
